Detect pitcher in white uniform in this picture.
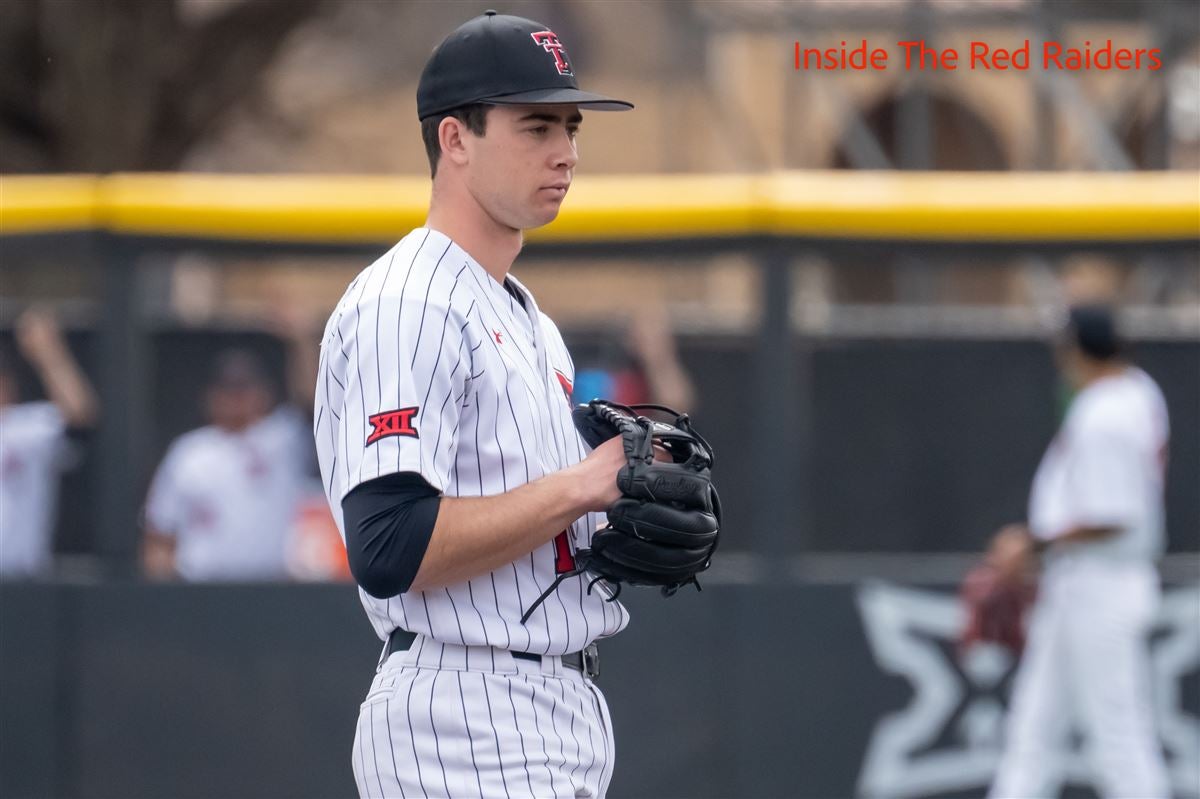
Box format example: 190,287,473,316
314,12,636,798
986,304,1171,799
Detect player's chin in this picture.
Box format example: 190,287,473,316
524,200,564,228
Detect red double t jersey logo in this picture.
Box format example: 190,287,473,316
365,407,419,445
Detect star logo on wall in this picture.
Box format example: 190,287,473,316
855,582,1199,799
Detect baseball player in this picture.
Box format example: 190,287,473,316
985,305,1171,798
142,315,319,581
573,313,697,413
0,308,98,578
314,12,636,797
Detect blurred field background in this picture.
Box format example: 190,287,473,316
1,1,1198,798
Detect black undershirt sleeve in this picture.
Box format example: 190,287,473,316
341,471,442,599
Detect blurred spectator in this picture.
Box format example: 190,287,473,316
573,312,697,411
0,308,98,578
141,310,319,581
984,305,1171,799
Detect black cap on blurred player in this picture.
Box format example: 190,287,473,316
1066,304,1121,360
417,10,633,120
210,349,270,391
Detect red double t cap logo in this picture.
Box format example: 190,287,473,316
365,407,420,445
531,30,572,76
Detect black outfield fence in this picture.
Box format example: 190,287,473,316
1,580,1197,799
3,331,1196,563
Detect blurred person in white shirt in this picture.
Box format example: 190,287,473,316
986,304,1171,799
141,312,319,582
0,308,98,578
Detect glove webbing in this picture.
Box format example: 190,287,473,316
594,402,715,469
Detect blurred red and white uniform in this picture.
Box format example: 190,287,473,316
0,402,68,577
991,367,1170,799
144,406,309,581
286,493,350,582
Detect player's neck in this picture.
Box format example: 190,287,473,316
426,191,521,284
1079,359,1128,389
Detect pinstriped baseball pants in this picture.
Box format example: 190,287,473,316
352,636,615,798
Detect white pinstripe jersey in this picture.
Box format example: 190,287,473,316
315,227,629,655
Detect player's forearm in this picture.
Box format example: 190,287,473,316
407,468,593,592
141,530,178,580
645,362,695,412
31,347,99,427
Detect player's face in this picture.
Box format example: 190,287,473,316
463,104,581,230
206,383,271,432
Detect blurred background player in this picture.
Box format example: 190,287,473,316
985,304,1171,799
0,307,98,578
572,311,697,411
141,311,319,581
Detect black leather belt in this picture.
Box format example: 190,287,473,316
386,628,599,679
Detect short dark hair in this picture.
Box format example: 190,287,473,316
420,104,489,178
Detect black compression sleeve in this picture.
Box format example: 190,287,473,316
341,471,442,599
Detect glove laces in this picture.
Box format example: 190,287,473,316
519,557,620,625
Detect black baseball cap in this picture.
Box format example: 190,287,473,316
210,349,270,391
417,10,633,120
1065,304,1121,360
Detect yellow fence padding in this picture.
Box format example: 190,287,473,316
2,171,1197,243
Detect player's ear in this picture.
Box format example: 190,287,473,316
438,117,471,167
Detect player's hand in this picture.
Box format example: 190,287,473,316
987,523,1034,583
573,435,626,510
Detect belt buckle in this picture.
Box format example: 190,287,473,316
582,642,600,679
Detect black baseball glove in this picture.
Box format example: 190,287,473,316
521,400,721,623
